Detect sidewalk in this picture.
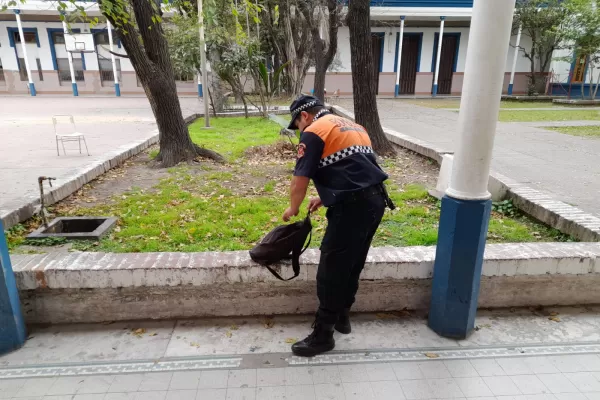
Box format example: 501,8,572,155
2,306,600,399
342,99,600,217
0,96,203,228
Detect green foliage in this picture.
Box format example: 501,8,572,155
165,14,202,80
498,109,600,122
25,237,68,247
492,199,519,218
547,125,600,137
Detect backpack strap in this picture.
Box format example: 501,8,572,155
265,213,312,281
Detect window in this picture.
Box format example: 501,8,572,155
52,31,65,45
18,58,43,81
0,60,5,84
94,30,117,46
57,58,85,82
13,31,37,44
99,58,121,84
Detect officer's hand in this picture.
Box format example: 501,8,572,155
308,197,323,213
282,207,299,222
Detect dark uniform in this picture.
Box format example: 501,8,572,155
293,106,390,329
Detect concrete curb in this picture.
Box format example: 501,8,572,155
331,105,600,242
10,243,600,323
0,114,199,230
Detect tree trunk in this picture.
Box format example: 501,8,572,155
312,0,340,103
313,54,327,102
100,0,223,168
347,0,395,156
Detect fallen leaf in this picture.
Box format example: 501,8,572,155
424,353,440,359
132,328,147,338
549,316,561,322
376,313,398,320
226,331,233,338
263,319,275,329
549,312,559,317
230,324,239,331
149,333,158,337
285,338,297,344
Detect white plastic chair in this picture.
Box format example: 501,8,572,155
52,115,90,156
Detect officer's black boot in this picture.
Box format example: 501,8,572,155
291,321,335,357
335,308,351,334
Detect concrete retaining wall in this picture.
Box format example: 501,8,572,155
11,243,600,324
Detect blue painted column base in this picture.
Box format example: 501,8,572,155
395,84,399,98
432,83,438,97
29,82,36,96
115,83,121,97
0,221,27,355
507,83,514,95
72,82,79,97
428,195,492,339
198,83,203,97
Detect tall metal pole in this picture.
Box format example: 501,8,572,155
428,0,517,339
198,0,210,127
14,10,35,96
394,16,405,98
107,21,120,97
62,18,79,96
432,16,445,97
508,24,522,95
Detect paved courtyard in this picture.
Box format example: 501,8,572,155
339,99,600,218
0,96,202,227
3,307,600,399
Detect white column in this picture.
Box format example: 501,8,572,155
62,20,78,96
432,16,445,97
394,16,405,97
107,21,120,96
508,24,522,95
446,0,517,200
14,10,35,96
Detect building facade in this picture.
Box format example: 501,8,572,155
0,0,590,97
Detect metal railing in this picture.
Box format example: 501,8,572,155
100,69,121,84
58,69,85,83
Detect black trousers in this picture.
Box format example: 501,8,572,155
316,191,386,325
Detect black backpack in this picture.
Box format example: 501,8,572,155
249,214,312,281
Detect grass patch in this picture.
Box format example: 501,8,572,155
546,125,600,138
189,117,281,161
8,117,572,253
499,109,600,122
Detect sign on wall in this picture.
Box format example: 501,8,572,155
572,54,587,83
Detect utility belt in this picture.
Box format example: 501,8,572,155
336,183,396,210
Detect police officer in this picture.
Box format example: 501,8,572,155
282,95,392,357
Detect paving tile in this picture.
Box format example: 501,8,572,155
166,389,197,400
104,393,138,400
285,368,313,386
555,394,588,400
309,367,341,385
139,373,173,392
482,376,522,396
199,371,230,389
108,374,144,393
228,370,257,389
370,380,405,400
342,382,374,400
585,393,600,400
256,386,286,400
285,385,316,400
76,376,114,394
226,388,256,400
365,364,397,381
427,378,464,398
196,388,227,400
537,373,579,394
524,395,559,400
14,378,57,397
399,379,433,399
565,372,600,392
0,379,25,399
550,356,590,373
510,375,550,395
470,359,506,377
313,383,345,400
418,361,452,379
134,391,167,400
46,377,86,396
454,377,493,397
169,371,201,390
257,369,286,387
43,396,77,400
443,360,479,378
523,357,560,374
393,362,425,380
72,395,105,400
338,365,369,383
496,358,534,376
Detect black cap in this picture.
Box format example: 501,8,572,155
287,95,324,130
